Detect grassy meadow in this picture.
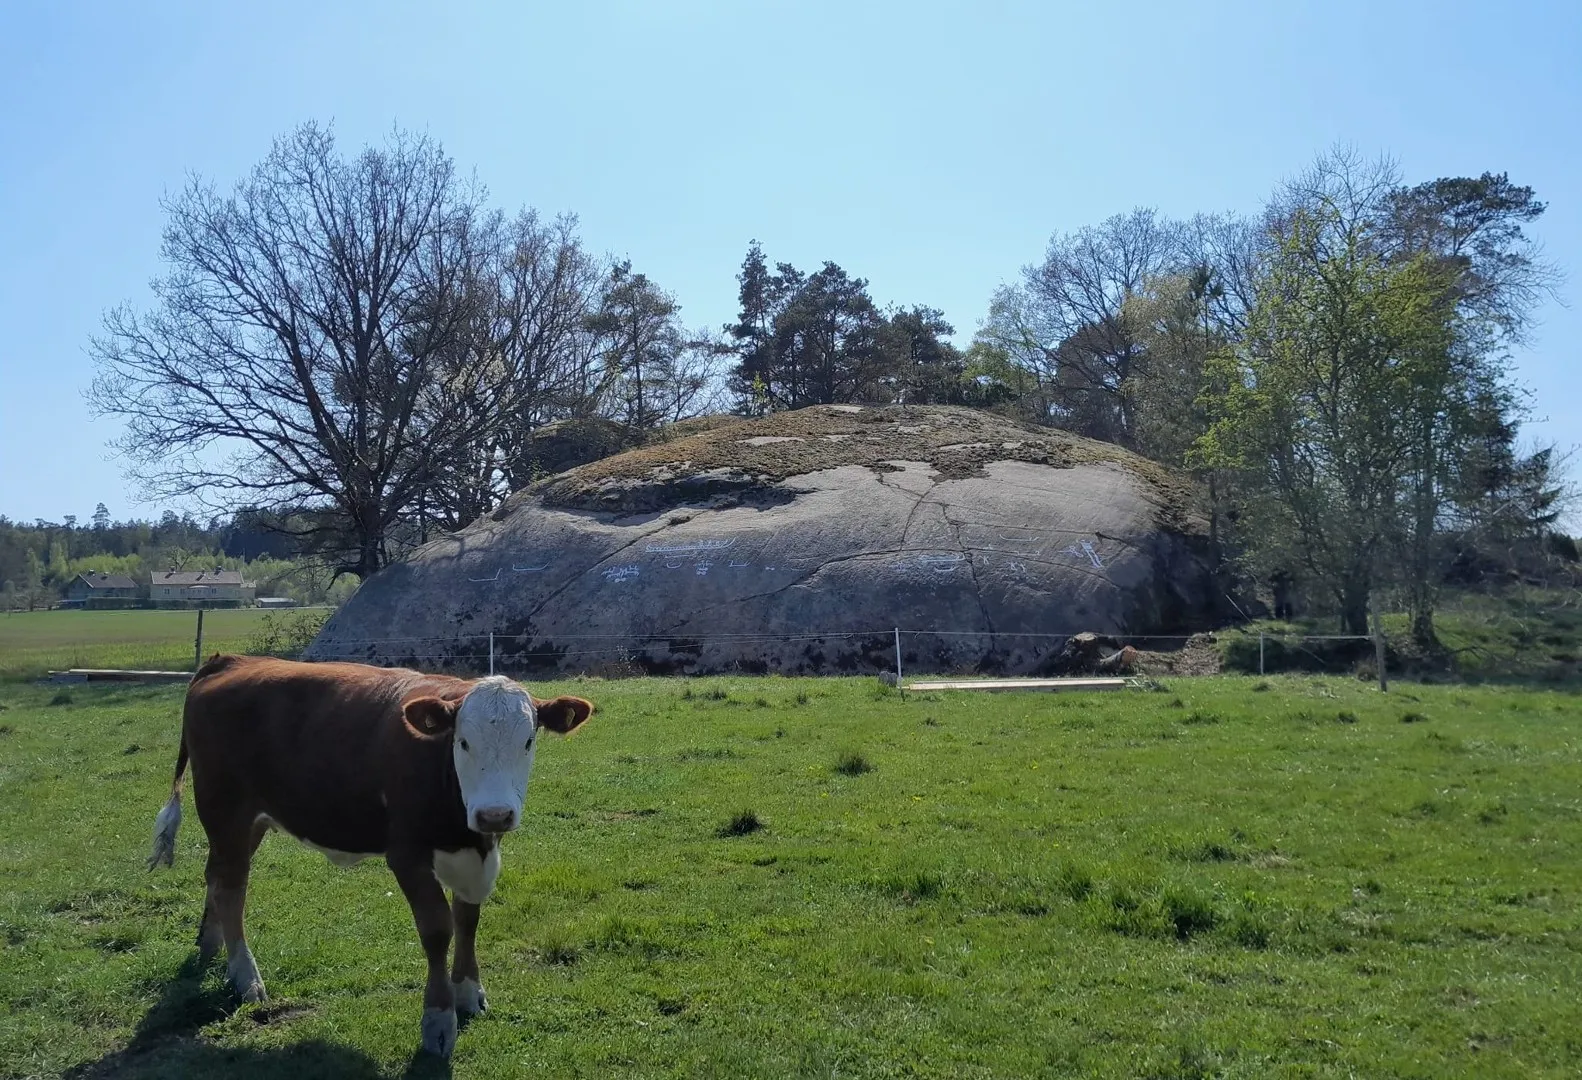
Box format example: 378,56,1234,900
0,675,1578,1078
0,608,328,680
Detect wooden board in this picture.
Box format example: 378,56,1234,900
48,669,194,684
903,677,1126,693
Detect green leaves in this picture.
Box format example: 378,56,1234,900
1191,157,1502,633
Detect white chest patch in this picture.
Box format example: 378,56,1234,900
433,845,502,905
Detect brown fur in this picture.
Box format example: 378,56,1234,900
152,654,594,1055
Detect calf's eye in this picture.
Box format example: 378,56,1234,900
524,738,534,751
458,738,470,752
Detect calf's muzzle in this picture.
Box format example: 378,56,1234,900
472,806,516,834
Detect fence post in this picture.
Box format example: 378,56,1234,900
489,632,495,676
894,628,903,692
193,608,205,672
1370,594,1388,693
1258,633,1265,677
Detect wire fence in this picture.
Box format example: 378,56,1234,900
4,600,1392,682
302,626,1387,682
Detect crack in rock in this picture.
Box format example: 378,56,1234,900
517,517,676,628
954,520,998,638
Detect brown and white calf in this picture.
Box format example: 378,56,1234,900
146,654,594,1058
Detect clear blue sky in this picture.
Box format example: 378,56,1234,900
2,0,1578,524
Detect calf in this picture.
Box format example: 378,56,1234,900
146,654,594,1058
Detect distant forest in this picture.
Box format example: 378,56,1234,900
0,508,356,610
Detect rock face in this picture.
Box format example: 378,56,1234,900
307,405,1222,675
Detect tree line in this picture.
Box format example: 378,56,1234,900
0,508,356,610
971,151,1565,643
725,245,989,413
88,126,1568,644
726,151,1569,643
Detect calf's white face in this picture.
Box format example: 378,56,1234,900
401,678,595,836
453,677,537,834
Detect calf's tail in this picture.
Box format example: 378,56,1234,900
147,734,188,870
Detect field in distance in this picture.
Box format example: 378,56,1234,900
0,608,330,680
0,675,1577,1078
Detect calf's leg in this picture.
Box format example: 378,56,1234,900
198,816,268,964
204,822,265,1002
451,898,487,1016
196,891,224,963
390,852,458,1058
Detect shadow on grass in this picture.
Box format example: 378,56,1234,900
63,952,449,1080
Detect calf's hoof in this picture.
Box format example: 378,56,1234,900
454,977,488,1017
421,1007,458,1058
227,946,267,1003
235,979,268,1004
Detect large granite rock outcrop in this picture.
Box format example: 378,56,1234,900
307,405,1220,675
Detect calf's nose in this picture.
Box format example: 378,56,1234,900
473,806,516,833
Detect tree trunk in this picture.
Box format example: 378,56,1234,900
1406,430,1440,649
353,508,384,581
1339,577,1371,637
1410,608,1437,648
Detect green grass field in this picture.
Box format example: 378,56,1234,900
0,608,328,680
0,676,1578,1078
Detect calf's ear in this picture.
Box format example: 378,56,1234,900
534,696,594,735
403,696,459,739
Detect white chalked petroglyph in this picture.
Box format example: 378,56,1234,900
1060,540,1105,569
644,538,736,555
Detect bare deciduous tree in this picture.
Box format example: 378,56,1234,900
586,264,730,430
660,326,732,422
88,123,514,579
1178,212,1265,338
980,208,1182,445
422,210,608,528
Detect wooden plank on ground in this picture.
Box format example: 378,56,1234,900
48,669,194,684
903,677,1126,693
